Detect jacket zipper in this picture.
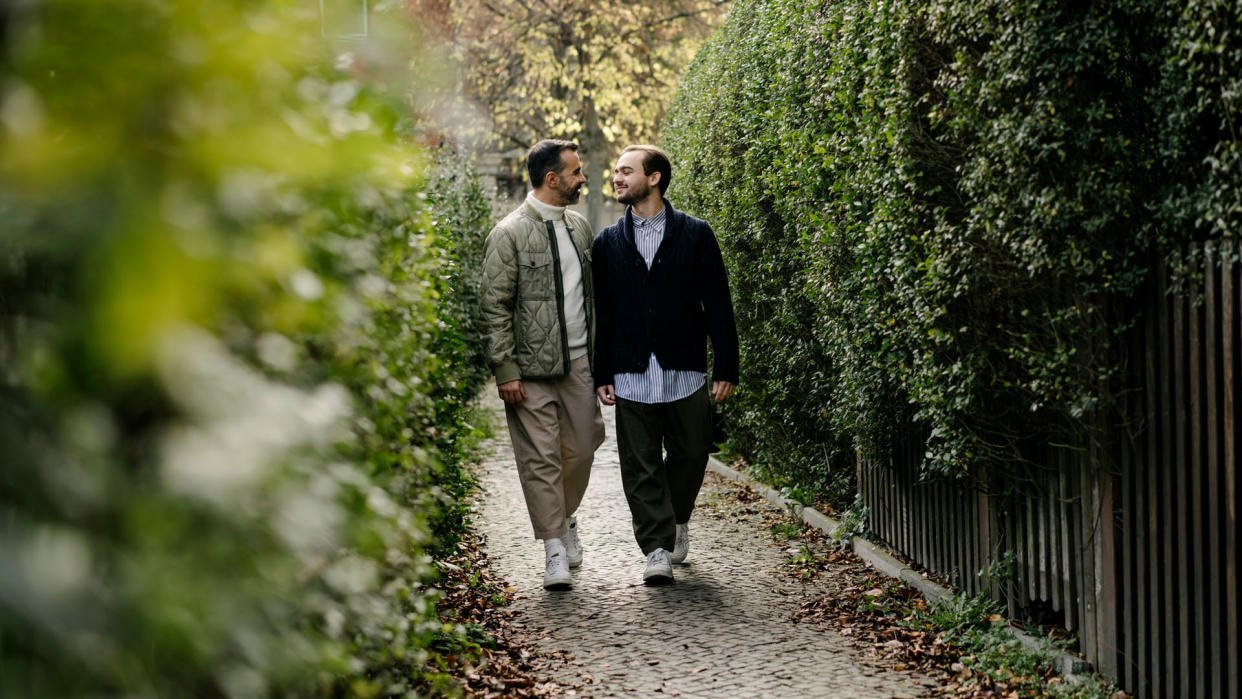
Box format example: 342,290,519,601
545,220,571,376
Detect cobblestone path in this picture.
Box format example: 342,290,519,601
475,393,927,698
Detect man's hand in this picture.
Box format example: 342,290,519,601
498,380,526,404
596,385,616,406
712,381,736,402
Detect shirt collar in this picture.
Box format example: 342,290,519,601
630,205,667,229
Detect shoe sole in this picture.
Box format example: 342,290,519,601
567,555,583,568
544,577,572,590
643,573,674,585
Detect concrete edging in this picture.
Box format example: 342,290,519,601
705,455,1093,680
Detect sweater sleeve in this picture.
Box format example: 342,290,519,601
698,223,740,384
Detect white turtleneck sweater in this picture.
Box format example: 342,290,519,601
526,192,588,360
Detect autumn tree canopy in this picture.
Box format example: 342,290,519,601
444,0,727,226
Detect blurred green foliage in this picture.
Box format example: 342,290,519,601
663,0,1240,499
0,1,492,696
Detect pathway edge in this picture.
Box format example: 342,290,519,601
705,454,1093,681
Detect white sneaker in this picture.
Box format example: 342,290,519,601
671,522,689,563
564,516,583,568
544,538,572,590
643,548,674,585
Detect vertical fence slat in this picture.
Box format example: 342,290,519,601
1212,239,1232,699
1224,243,1240,699
969,485,979,593
871,456,879,544
934,479,943,582
1147,263,1167,699
962,483,972,591
1008,500,1018,611
1175,258,1192,699
915,444,923,567
1069,449,1079,623
945,483,954,584
890,453,897,547
954,482,965,587
1119,345,1139,689
940,481,949,583
1063,451,1073,625
1010,495,1019,609
934,481,943,581
892,450,902,559
978,484,992,598
1073,448,1088,639
1141,271,1160,699
967,481,979,592
1043,472,1053,614
1189,261,1206,699
955,483,964,589
1098,435,1114,671
1057,454,1071,617
1129,285,1148,693
925,479,934,578
916,446,925,570
1204,242,1223,699
871,457,880,550
1025,490,1037,606
902,442,912,566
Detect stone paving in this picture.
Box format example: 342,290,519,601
475,391,928,699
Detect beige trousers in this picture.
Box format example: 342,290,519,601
504,355,605,539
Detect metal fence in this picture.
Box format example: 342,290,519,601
858,240,1240,699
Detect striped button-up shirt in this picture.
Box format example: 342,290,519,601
613,206,707,404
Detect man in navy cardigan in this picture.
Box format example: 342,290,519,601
592,145,739,584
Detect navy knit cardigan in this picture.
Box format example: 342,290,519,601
591,200,740,390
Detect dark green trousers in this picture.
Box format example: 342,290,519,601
615,384,712,554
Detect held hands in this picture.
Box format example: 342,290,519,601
498,380,526,404
596,385,616,406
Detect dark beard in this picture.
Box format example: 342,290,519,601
617,182,649,205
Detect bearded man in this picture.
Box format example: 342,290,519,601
481,139,605,590
591,144,739,584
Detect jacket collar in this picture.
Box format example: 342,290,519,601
519,199,545,223
521,199,589,240
524,191,568,222
621,197,680,250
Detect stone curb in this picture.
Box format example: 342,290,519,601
705,455,1093,681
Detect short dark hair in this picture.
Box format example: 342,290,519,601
622,144,672,195
526,139,579,189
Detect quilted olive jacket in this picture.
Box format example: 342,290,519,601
481,200,595,385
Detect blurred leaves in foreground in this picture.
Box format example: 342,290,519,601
1,1,491,695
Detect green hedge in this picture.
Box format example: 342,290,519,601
0,2,490,696
663,0,1239,498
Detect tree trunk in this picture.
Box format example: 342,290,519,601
582,96,608,230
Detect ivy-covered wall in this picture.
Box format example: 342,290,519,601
0,2,492,696
663,0,1240,501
